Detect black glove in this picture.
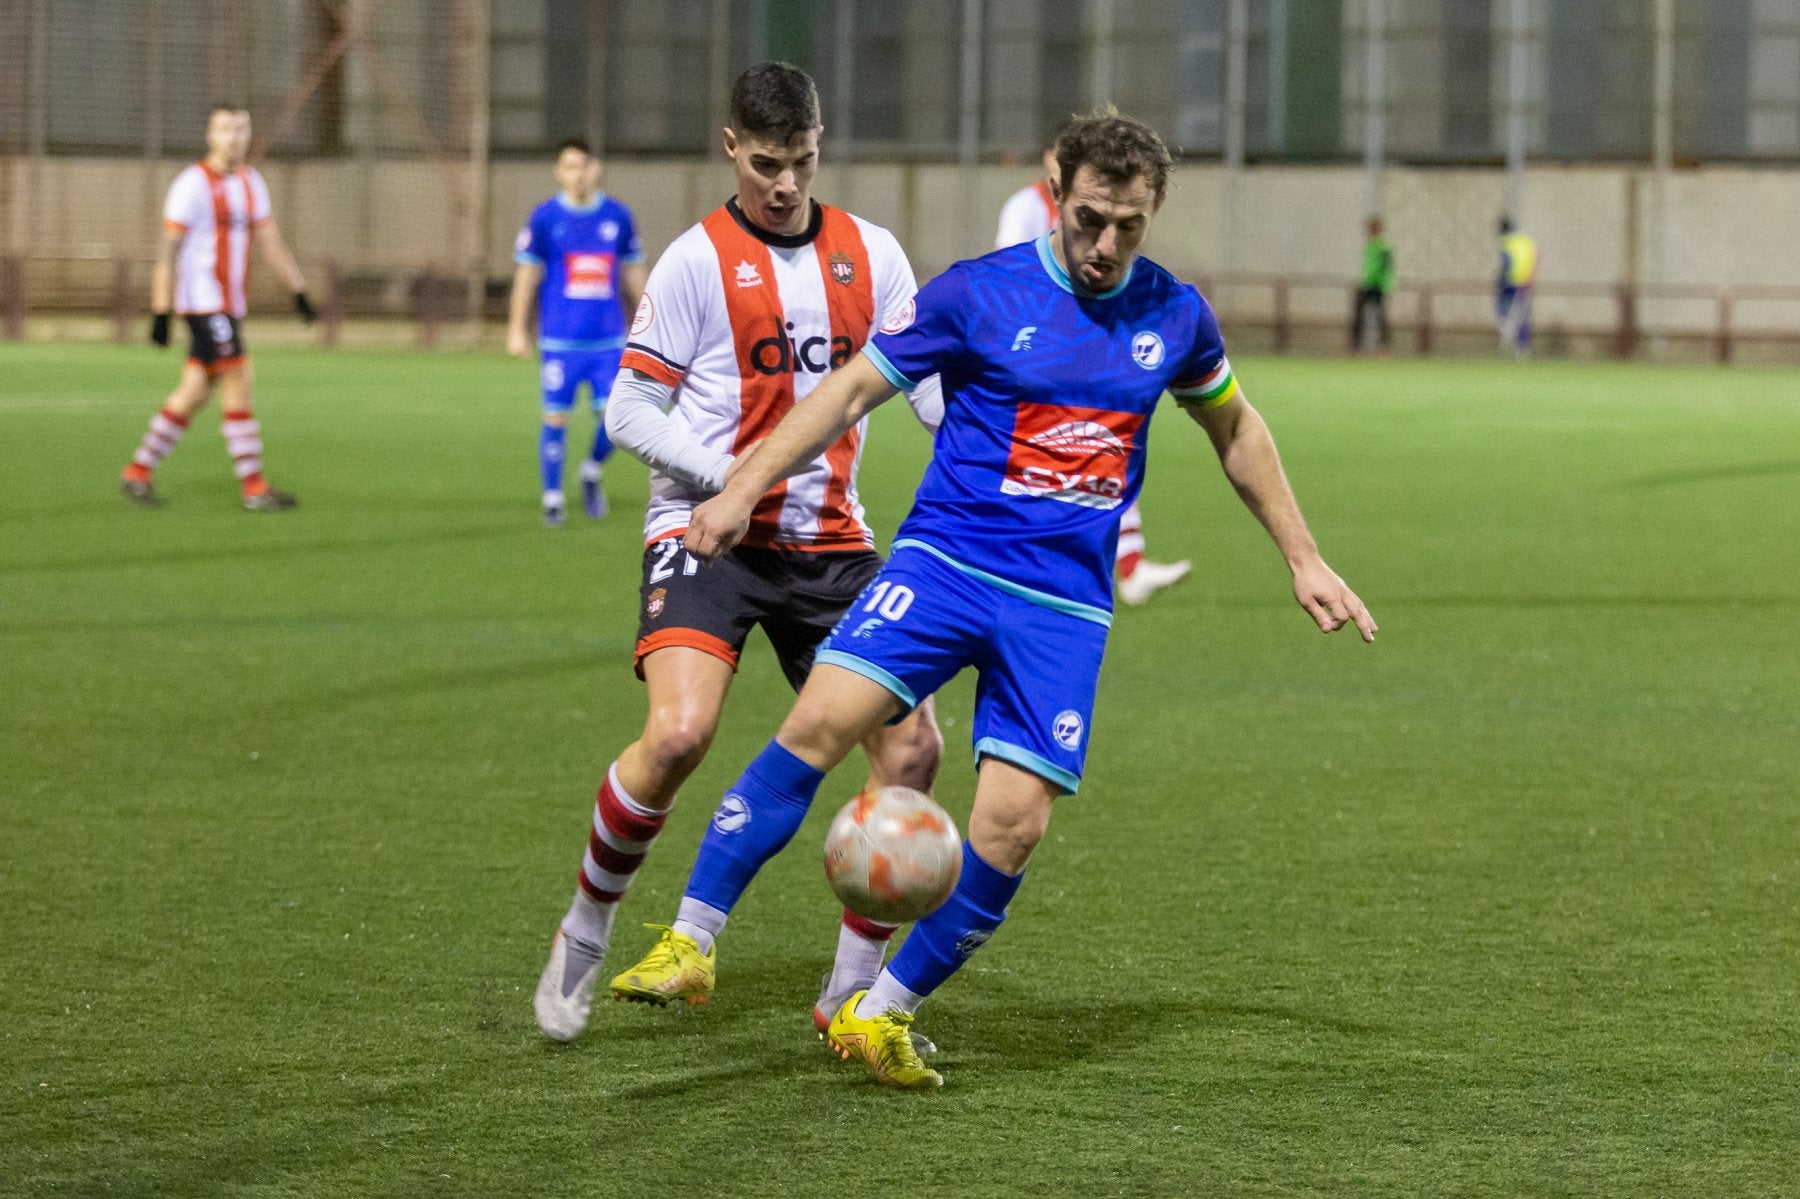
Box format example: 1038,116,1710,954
150,312,171,347
294,291,317,324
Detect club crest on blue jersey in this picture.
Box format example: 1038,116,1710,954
1131,330,1165,369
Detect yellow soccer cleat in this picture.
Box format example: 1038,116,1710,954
609,924,715,1006
823,991,943,1089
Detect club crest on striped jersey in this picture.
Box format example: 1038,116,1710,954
829,252,856,287
1000,403,1142,510
646,587,666,618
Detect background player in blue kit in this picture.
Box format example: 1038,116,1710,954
507,137,647,525
666,111,1377,1088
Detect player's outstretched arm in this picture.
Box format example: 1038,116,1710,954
684,352,897,562
1187,394,1377,642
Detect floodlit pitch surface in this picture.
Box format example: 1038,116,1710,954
3,345,1797,1196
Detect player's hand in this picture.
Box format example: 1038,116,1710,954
293,291,317,324
684,493,753,563
506,326,532,357
149,312,171,348
1292,558,1377,642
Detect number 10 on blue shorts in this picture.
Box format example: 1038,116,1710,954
814,544,1109,795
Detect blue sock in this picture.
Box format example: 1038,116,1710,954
888,842,1022,997
683,741,825,914
588,417,613,468
539,422,567,494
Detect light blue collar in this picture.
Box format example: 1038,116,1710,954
557,191,606,215
1035,232,1133,300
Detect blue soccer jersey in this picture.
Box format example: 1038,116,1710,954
514,193,644,352
864,234,1239,622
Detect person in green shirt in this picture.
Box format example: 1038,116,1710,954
1351,216,1395,355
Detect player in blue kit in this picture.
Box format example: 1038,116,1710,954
507,137,647,525
630,112,1377,1087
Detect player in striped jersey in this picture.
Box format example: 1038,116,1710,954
679,111,1376,1087
533,64,944,1044
997,129,1193,607
121,105,314,511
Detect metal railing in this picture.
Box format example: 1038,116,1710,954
6,252,1800,364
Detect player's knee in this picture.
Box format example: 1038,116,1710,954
874,714,943,792
644,706,717,777
970,792,1054,872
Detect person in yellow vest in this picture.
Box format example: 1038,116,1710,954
1496,216,1537,358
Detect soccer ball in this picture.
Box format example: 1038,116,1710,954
823,786,962,924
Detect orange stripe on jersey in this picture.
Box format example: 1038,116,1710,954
620,348,683,388
813,206,876,548
701,207,794,546
202,164,233,316
1033,180,1059,229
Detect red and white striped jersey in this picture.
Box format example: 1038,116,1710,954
995,179,1058,249
162,163,272,318
620,200,921,551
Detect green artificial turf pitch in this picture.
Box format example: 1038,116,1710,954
2,345,1797,1197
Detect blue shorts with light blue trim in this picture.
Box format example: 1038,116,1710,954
540,348,623,412
813,544,1107,795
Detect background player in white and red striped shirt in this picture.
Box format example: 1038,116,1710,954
533,64,944,1045
121,104,315,511
996,129,1194,606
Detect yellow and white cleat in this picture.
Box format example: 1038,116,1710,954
823,991,943,1089
608,924,715,1006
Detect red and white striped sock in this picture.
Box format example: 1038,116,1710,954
824,909,898,1001
562,763,668,949
1116,499,1146,579
127,406,190,476
222,410,267,495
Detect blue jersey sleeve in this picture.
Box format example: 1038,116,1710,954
863,266,966,393
1167,290,1239,408
618,204,644,265
515,204,552,267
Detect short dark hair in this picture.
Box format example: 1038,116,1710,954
555,137,592,157
1053,110,1175,204
729,62,821,144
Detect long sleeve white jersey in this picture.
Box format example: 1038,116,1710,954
619,199,934,551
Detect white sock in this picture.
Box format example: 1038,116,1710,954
825,922,890,1002
543,488,565,508
579,459,602,482
672,897,728,954
854,968,926,1019
560,890,617,952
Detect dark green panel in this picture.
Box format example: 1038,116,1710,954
1283,0,1342,159
766,0,818,66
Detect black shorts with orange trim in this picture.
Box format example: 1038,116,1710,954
184,313,247,374
635,539,882,689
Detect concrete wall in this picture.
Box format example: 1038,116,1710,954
5,154,1800,341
